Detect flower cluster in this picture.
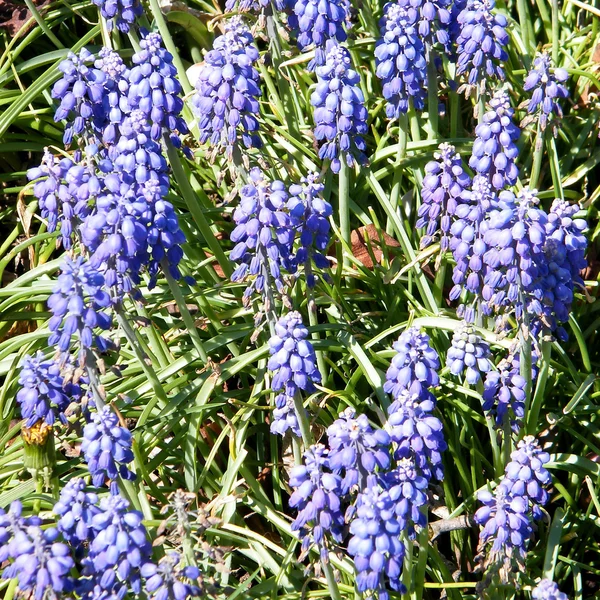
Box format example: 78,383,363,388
230,168,295,303
475,436,551,568
288,444,345,560
523,53,569,131
53,478,100,548
92,0,142,33
311,44,368,173
455,0,509,90
375,2,427,118
293,0,348,68
417,143,471,250
142,552,203,600
81,406,136,493
469,90,520,190
413,0,452,51
446,322,492,384
532,579,569,600
16,352,71,428
191,18,261,157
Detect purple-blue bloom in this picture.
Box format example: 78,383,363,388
47,255,112,361
469,90,520,190
16,352,71,428
191,18,262,156
455,0,509,89
347,477,406,600
384,326,440,399
288,444,345,561
523,53,569,131
311,43,368,173
271,393,302,437
409,0,452,51
81,406,136,493
417,143,471,250
230,168,295,302
53,477,100,547
141,552,202,600
375,2,427,118
92,0,142,32
532,579,568,600
446,322,492,384
326,408,391,493
0,501,42,565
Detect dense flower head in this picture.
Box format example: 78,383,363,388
268,311,321,395
387,389,446,481
384,327,440,399
294,0,348,68
128,31,188,144
0,501,42,565
52,48,109,145
532,579,568,600
482,352,526,427
523,53,569,131
448,174,496,305
288,444,345,560
53,478,100,547
475,482,532,564
375,2,427,118
27,150,100,248
81,494,152,598
224,0,295,12
503,435,551,519
271,393,302,437
92,0,142,32
1,524,74,600
47,255,112,360
141,552,202,600
230,168,295,301
348,478,406,600
191,18,261,156
326,408,391,493
417,143,471,250
287,172,332,287
16,352,70,428
482,188,547,323
408,0,452,51
446,322,492,384
81,406,135,493
311,44,368,173
455,0,509,89
469,90,520,190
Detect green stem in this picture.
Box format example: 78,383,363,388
307,288,328,384
477,92,486,126
402,531,414,594
530,121,544,189
115,308,170,407
516,0,533,59
413,525,429,600
24,0,64,49
389,114,409,229
292,391,314,449
527,338,551,435
85,353,107,410
163,264,208,362
426,52,439,140
552,0,560,64
338,160,351,272
165,140,231,279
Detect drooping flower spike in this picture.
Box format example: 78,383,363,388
446,322,492,385
91,0,143,33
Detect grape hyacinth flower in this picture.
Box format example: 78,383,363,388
375,2,427,118
0,501,42,566
482,352,526,427
288,444,345,560
27,150,99,248
81,406,136,493
271,393,301,437
287,172,332,287
128,31,188,145
2,525,74,600
191,18,261,157
417,143,471,250
502,436,551,519
82,494,152,598
230,168,295,303
53,478,100,547
474,482,532,567
326,408,391,493
347,477,406,599
455,0,509,90
523,53,569,131
469,90,520,190
294,0,348,69
311,44,368,173
387,389,446,481
92,0,142,33
384,327,440,399
412,0,452,52
448,175,496,314
52,49,108,145
47,255,112,360
532,579,568,600
16,352,70,428
141,552,202,600
446,322,492,384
